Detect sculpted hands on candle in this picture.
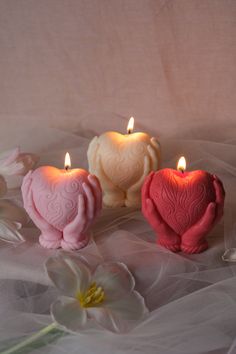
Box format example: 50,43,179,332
127,137,160,192
62,175,102,250
93,152,154,208
142,169,225,254
87,118,161,208
22,171,61,248
22,170,102,250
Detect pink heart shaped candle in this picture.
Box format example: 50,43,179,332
22,154,102,250
142,157,225,254
31,166,89,231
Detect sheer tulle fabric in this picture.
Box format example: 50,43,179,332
0,129,235,353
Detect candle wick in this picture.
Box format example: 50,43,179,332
65,166,69,171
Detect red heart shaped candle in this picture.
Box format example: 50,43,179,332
142,157,225,254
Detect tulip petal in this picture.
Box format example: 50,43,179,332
222,248,236,262
45,256,79,296
106,290,148,320
51,297,87,332
87,291,147,333
0,148,20,167
63,256,91,294
92,262,135,302
0,219,24,243
16,153,39,175
0,148,22,176
0,148,38,176
87,307,119,333
45,255,91,296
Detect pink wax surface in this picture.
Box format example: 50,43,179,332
31,166,89,231
149,168,216,235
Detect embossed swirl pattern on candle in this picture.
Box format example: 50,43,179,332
150,169,216,235
100,136,149,190
31,166,88,231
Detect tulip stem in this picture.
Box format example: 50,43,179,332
0,322,58,354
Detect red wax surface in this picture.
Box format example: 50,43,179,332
149,168,216,235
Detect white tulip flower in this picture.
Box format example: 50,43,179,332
0,147,39,189
45,255,148,333
0,147,38,177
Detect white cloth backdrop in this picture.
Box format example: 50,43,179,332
0,0,235,145
0,1,236,354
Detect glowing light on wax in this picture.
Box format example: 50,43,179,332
21,149,102,250
177,156,186,173
127,117,134,134
87,115,160,208
141,154,225,254
64,152,71,171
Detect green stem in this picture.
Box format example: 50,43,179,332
0,322,57,354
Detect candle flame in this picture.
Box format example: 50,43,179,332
177,156,186,173
64,152,71,170
127,117,134,134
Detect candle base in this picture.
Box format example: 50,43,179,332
158,239,181,253
125,191,141,208
103,191,125,208
61,236,89,251
181,240,208,254
39,232,62,249
103,191,142,208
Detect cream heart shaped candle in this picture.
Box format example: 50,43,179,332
87,117,161,208
21,153,102,250
142,157,225,254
